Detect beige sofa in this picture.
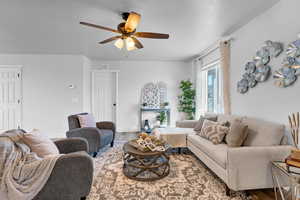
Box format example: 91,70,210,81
176,114,292,192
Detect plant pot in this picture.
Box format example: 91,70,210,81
160,122,167,128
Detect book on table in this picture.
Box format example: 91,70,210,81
286,156,300,174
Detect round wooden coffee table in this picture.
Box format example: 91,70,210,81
123,142,170,181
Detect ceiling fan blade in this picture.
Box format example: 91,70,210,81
131,37,143,49
80,22,120,33
135,32,169,39
125,12,141,33
99,36,122,44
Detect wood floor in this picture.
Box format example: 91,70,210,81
249,189,275,200
116,132,276,200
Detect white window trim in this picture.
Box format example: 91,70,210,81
197,60,222,116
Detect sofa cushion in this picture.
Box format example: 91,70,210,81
242,117,284,146
217,114,245,125
197,120,218,136
199,120,229,144
77,113,96,128
194,115,218,132
188,134,228,169
22,129,59,158
225,119,248,147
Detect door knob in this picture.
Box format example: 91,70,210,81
113,103,116,106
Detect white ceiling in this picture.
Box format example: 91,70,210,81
0,0,279,61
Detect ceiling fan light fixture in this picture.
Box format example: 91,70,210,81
80,11,169,51
125,37,137,51
127,45,137,51
125,12,141,33
114,38,124,49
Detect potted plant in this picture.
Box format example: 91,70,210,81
156,111,167,127
178,80,196,120
163,102,169,108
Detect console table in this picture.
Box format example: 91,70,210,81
140,108,170,132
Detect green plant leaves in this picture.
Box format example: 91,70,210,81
177,80,196,120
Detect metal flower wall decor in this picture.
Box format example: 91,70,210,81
237,40,283,94
273,39,300,87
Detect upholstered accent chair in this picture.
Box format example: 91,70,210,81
35,137,93,200
66,113,116,157
0,131,93,200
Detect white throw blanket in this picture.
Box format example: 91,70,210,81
0,130,61,200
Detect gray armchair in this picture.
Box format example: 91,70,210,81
0,132,93,200
34,137,93,200
66,113,116,157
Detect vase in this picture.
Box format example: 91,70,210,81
143,119,152,133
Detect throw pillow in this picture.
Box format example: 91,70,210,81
194,115,218,132
225,119,248,147
21,129,59,158
77,113,96,128
198,120,229,144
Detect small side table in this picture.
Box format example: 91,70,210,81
271,161,300,200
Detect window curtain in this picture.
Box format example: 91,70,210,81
219,41,231,115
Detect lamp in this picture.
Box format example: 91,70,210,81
126,37,137,51
114,38,124,49
125,12,141,33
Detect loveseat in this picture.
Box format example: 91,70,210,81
176,114,292,192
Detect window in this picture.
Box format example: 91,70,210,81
198,61,222,115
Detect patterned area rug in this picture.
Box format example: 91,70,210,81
87,143,244,200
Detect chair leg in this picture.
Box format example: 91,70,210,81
110,141,114,147
92,152,97,158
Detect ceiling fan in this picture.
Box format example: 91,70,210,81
80,12,169,51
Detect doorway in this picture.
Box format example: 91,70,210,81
91,70,118,125
0,66,22,132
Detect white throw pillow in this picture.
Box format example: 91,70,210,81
21,129,59,158
77,113,96,128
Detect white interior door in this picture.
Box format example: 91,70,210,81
0,67,22,132
92,70,118,124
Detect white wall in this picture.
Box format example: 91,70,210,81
230,0,300,125
0,54,191,136
83,56,91,113
90,60,191,132
0,54,84,138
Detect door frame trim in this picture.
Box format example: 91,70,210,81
91,69,119,129
0,65,23,129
